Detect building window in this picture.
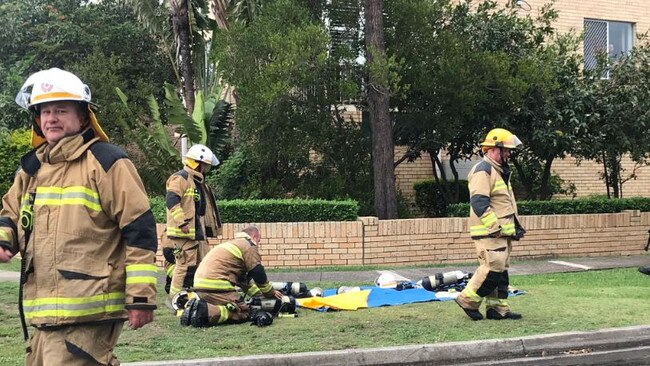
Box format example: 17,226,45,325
584,19,633,77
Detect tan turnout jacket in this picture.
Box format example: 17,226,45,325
193,232,274,297
0,128,158,327
165,166,221,240
467,156,523,239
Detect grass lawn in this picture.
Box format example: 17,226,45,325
0,268,649,365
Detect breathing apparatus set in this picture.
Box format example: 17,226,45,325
374,270,472,292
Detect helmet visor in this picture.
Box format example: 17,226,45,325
503,134,523,149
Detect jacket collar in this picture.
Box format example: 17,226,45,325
183,165,204,183
235,232,257,246
37,128,99,165
483,155,504,175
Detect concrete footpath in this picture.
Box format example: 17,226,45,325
2,254,650,365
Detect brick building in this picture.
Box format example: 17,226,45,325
395,0,650,202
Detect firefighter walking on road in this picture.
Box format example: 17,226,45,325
0,68,158,365
165,144,222,300
455,128,525,321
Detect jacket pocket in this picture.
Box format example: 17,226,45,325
56,255,111,295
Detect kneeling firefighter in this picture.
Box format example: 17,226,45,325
455,128,525,321
179,226,285,327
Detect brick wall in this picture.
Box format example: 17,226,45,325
156,211,650,268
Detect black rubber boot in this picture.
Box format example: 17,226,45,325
486,308,522,320
455,298,483,321
638,266,650,276
179,299,196,326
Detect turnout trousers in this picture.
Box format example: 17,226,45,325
169,238,210,298
26,321,123,366
456,237,512,316
196,290,251,325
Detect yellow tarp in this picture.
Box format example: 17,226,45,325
296,289,371,310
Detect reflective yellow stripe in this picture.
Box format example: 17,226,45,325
23,292,125,319
32,91,82,103
194,278,236,291
0,230,9,241
218,242,242,260
470,225,489,236
218,305,229,324
126,264,158,285
480,212,497,226
166,227,196,238
247,286,261,297
35,186,101,212
492,180,507,193
461,287,482,303
486,298,508,307
258,282,273,293
166,264,176,277
170,207,185,221
183,188,195,197
170,286,182,297
500,223,516,235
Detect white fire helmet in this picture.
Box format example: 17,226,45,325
185,144,219,169
375,273,400,288
15,68,108,147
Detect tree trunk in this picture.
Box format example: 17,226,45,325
365,0,397,219
171,0,195,113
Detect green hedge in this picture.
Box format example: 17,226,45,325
149,197,359,223
447,197,650,217
414,179,470,217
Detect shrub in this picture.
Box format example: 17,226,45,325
414,179,470,217
447,197,650,217
149,197,359,223
0,129,31,199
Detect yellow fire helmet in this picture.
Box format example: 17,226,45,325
15,68,109,147
480,128,522,151
184,144,220,170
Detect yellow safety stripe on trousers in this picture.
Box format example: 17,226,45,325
217,242,243,260
165,264,176,277
166,227,196,238
460,287,483,303
23,292,125,319
170,207,185,221
217,305,229,324
258,281,273,294
34,186,101,212
170,286,182,296
485,298,509,308
491,180,507,193
500,223,516,235
126,264,159,285
194,278,236,291
480,212,497,227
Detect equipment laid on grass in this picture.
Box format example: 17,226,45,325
418,270,471,292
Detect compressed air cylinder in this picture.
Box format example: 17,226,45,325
272,282,308,296
420,270,466,291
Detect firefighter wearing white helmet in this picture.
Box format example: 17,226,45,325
164,143,222,301
2,68,158,365
455,128,525,321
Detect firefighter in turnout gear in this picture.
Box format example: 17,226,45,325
165,144,222,300
0,68,158,365
179,226,283,327
455,128,525,321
